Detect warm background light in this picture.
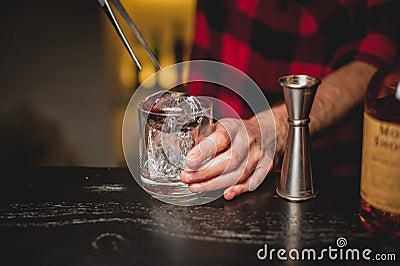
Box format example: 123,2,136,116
103,0,197,165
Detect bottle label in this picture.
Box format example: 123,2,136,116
361,112,400,215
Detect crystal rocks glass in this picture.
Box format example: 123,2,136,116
138,91,213,203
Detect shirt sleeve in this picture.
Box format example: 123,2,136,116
353,0,400,69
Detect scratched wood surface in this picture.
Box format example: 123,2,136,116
0,167,398,265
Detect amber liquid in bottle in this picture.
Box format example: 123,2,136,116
360,67,400,238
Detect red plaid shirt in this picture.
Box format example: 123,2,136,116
189,0,400,175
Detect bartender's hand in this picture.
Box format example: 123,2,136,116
180,107,287,200
180,61,377,201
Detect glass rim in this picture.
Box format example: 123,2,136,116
137,95,213,117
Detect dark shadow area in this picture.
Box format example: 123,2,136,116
0,0,114,166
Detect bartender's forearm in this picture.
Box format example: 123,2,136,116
308,60,377,135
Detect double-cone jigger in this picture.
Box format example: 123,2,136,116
277,75,321,201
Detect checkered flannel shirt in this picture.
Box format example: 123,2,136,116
188,0,400,175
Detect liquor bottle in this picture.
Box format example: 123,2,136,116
360,66,400,238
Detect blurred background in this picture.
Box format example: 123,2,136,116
0,0,196,167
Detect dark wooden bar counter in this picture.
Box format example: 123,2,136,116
0,167,398,265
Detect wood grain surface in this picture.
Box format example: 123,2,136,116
0,168,398,265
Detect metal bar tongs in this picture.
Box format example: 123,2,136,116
98,0,162,71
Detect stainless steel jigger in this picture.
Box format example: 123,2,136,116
276,75,321,201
